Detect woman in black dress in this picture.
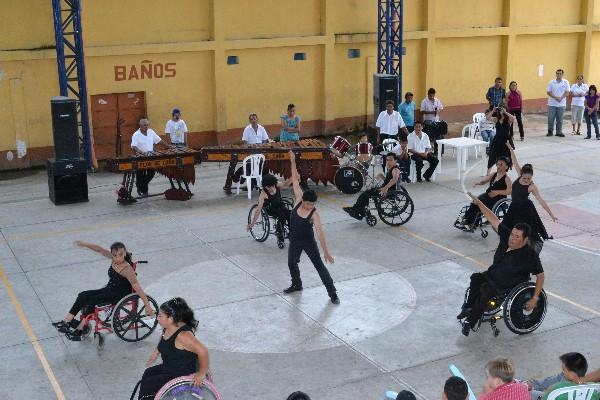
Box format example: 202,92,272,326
137,297,210,399
503,144,558,252
487,107,516,175
458,157,512,230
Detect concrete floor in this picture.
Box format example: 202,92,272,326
1,113,600,400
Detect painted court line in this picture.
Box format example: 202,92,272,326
0,263,66,399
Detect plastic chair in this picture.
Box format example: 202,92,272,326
236,154,265,199
382,138,399,152
546,384,600,400
473,113,486,123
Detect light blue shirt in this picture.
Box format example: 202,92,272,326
399,101,415,127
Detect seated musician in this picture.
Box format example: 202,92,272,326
342,152,401,220
165,108,188,147
246,174,290,242
408,121,439,182
131,118,173,197
457,192,545,336
391,136,411,183
355,134,373,164
234,113,270,190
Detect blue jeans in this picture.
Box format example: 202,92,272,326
547,106,565,135
585,111,599,138
480,130,495,142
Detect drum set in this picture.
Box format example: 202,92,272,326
330,136,383,194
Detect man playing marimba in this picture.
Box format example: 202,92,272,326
131,118,172,197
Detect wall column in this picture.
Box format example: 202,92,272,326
424,0,436,94
503,0,517,81
211,0,228,143
321,0,336,133
581,0,595,79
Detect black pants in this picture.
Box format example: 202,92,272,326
509,110,524,139
463,193,503,226
138,364,183,400
397,157,411,179
288,239,336,295
68,287,127,316
464,273,498,326
410,154,438,179
353,188,380,212
268,207,291,239
136,169,155,194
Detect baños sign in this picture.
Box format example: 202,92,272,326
114,60,176,81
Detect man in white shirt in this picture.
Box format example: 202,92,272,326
131,118,170,196
376,100,409,143
420,88,443,123
165,108,188,147
546,69,570,137
570,75,588,135
407,121,439,182
242,113,270,145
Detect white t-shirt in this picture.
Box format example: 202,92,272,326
242,124,269,144
570,83,588,107
376,110,405,135
420,97,443,122
407,131,432,154
165,119,188,144
131,129,161,153
547,79,570,107
479,119,495,132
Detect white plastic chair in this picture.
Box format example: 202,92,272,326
382,138,399,152
236,154,265,199
461,123,483,159
473,112,486,123
546,384,600,400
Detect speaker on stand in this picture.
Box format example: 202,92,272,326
48,96,89,205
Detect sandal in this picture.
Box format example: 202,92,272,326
52,319,80,334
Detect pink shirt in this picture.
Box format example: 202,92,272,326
507,90,522,111
479,381,529,400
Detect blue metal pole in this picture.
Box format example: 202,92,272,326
377,0,383,73
51,0,67,96
397,0,403,105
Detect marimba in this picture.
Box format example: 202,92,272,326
106,148,199,204
199,139,338,193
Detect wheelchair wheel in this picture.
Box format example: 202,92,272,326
503,283,547,335
376,191,414,226
154,376,223,400
366,215,377,227
492,198,511,220
248,204,270,242
112,293,159,342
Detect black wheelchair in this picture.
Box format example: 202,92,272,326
460,281,548,336
248,198,293,249
363,186,414,227
454,197,511,238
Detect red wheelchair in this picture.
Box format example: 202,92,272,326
80,260,159,347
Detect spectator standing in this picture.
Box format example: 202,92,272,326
486,77,506,110
399,92,416,132
376,100,409,143
165,108,188,147
280,104,301,142
584,85,600,140
570,75,588,135
508,81,525,141
546,69,570,137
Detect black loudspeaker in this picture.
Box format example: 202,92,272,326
51,96,80,160
373,74,399,117
47,158,88,205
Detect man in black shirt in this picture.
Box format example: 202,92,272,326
457,192,545,336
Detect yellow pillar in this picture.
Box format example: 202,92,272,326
581,0,595,79
503,0,517,81
211,0,228,141
424,0,436,93
321,0,335,133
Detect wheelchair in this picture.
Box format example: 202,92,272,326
80,261,159,347
248,198,293,249
460,281,548,337
363,186,414,227
453,197,511,238
153,372,223,400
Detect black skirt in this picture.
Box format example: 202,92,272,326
502,200,550,243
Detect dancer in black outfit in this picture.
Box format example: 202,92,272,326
247,173,290,244
52,241,155,341
137,297,210,399
487,107,515,175
284,151,339,304
503,144,558,252
457,157,512,230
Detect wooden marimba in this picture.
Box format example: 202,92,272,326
106,147,199,204
199,139,338,193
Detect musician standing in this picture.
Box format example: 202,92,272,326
420,88,443,123
165,108,188,147
376,100,409,144
131,118,170,197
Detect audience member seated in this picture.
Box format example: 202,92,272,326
479,109,497,149
479,358,529,400
392,136,412,183
444,376,469,400
408,121,439,182
286,391,312,400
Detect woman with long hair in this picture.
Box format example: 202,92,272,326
52,241,154,341
487,107,515,175
137,297,209,399
504,144,558,252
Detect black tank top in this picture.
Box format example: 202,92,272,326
511,178,531,203
289,203,316,242
382,165,400,188
158,325,198,375
264,187,283,210
485,173,507,194
105,265,132,294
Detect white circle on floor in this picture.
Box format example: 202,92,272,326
145,257,416,353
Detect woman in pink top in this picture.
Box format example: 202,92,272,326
507,81,524,141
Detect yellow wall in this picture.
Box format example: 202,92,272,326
1,0,600,168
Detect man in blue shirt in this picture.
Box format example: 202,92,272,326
399,92,415,132
486,77,506,110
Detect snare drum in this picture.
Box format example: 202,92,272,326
355,142,373,164
330,136,351,158
334,160,366,194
